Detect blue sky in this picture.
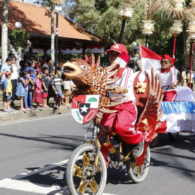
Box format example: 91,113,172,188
27,0,37,4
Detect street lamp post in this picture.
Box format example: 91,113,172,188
50,0,65,72
186,20,195,89
170,20,183,58
15,21,22,29
55,5,61,72
118,0,133,43
14,22,22,68
142,20,154,48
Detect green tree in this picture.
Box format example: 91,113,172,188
9,30,30,51
67,0,174,55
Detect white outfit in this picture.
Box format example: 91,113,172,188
109,67,135,103
63,80,74,90
155,67,178,92
11,64,19,80
63,80,71,90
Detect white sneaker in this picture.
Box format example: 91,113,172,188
54,103,58,108
133,140,144,157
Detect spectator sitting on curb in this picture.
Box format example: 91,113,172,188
2,71,14,112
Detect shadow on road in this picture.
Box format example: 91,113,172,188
150,133,195,180
0,133,85,152
18,163,132,195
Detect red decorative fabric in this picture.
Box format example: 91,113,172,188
163,91,177,102
161,67,171,73
156,121,167,134
99,101,143,160
116,68,125,78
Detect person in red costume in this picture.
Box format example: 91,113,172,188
98,44,144,164
156,54,178,102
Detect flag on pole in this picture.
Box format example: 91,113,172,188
141,45,161,71
115,52,130,68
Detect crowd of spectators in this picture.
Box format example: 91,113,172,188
181,67,195,91
0,54,75,113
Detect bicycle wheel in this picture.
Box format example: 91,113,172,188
66,144,107,195
125,147,150,183
150,136,159,148
168,132,179,141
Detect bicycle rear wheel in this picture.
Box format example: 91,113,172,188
125,147,150,183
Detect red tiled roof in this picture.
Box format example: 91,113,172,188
0,0,100,42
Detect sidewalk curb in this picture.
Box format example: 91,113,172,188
0,106,71,122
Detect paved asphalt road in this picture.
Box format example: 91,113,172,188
0,114,195,195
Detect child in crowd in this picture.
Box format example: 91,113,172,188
16,71,30,112
41,67,51,108
35,62,42,75
19,60,28,75
2,71,14,112
51,67,64,114
62,66,75,108
34,73,43,109
28,67,36,109
25,60,33,72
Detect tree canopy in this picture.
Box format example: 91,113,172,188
66,0,175,56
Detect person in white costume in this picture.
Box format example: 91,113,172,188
155,54,178,102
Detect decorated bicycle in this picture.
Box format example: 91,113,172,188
64,44,165,195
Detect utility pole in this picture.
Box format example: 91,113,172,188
51,5,55,75
1,0,9,64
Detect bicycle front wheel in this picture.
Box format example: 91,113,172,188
66,144,107,195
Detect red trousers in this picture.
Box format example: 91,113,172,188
100,101,143,160
163,90,177,102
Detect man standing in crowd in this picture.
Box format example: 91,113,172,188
0,57,13,89
128,46,142,72
51,67,64,113
41,67,51,108
42,56,52,75
10,57,19,107
181,68,187,86
187,70,194,91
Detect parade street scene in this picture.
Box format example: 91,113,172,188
0,0,195,195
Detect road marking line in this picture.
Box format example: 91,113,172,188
0,179,115,195
0,179,69,195
0,113,72,126
0,158,117,195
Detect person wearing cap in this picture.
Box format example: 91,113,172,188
2,71,14,112
156,54,178,102
99,43,144,164
128,46,142,72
